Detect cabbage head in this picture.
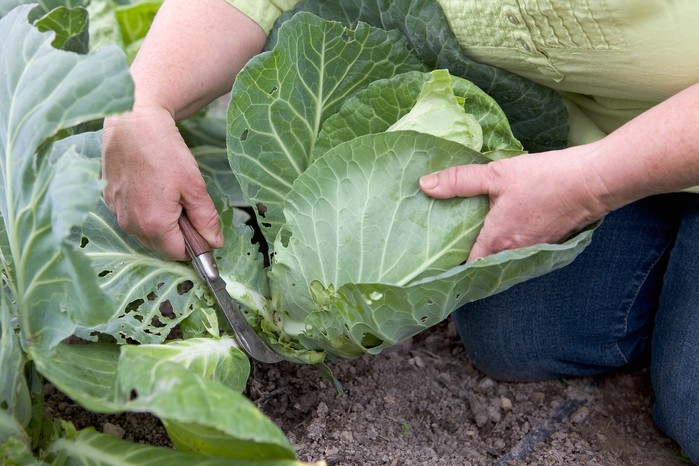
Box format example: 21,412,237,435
220,13,594,364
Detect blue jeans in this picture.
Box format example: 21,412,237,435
453,193,699,463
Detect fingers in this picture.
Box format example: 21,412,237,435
138,218,186,261
419,164,492,199
465,237,491,263
180,178,224,250
421,151,608,263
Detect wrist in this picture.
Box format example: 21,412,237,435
582,139,650,215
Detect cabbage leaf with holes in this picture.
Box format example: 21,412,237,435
0,5,304,464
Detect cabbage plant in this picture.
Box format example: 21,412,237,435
0,3,595,464
223,12,593,364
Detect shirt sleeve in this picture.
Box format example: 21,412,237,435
224,0,299,35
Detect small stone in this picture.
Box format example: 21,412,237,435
102,422,125,439
341,430,354,443
478,377,496,391
570,406,590,424
500,396,513,411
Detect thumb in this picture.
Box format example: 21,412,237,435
419,164,491,199
181,184,224,249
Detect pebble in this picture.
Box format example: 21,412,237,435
571,406,590,424
478,377,496,391
412,356,425,368
500,396,513,411
102,422,125,439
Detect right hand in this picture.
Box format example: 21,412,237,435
101,106,223,260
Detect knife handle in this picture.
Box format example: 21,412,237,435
178,212,211,256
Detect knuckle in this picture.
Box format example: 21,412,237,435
134,216,165,239
202,209,221,230
186,177,210,201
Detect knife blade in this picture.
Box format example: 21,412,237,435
178,213,283,363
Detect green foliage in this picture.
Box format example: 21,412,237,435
0,2,593,464
227,13,594,360
0,4,305,465
269,0,569,152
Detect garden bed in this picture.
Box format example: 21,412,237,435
45,320,685,465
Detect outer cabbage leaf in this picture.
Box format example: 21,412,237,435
269,0,568,152
79,207,273,343
0,410,42,466
114,0,161,46
315,69,523,159
0,286,30,428
0,5,133,350
32,340,296,461
77,199,213,343
270,132,490,344
228,12,425,243
48,428,322,466
268,130,595,359
53,131,259,343
40,130,211,343
31,5,89,53
297,228,594,358
122,337,251,393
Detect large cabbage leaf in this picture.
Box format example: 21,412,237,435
265,131,592,359
32,339,297,461
0,4,132,350
48,428,320,466
228,12,425,242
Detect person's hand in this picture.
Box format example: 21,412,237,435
102,106,223,260
419,147,610,261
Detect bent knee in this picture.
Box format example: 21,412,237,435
652,372,699,462
452,309,631,382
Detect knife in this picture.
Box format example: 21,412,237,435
178,212,283,363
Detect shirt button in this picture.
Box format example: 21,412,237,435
507,14,519,25
518,39,532,52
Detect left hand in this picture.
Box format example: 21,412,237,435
419,146,610,261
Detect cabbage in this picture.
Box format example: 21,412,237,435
223,13,594,363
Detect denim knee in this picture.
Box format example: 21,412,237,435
451,304,635,382
652,369,699,463
452,308,558,382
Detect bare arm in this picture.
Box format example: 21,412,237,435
102,0,266,259
420,82,699,261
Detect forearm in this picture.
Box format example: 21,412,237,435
588,82,699,210
130,0,266,120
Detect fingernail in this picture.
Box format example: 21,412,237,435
214,231,224,247
420,173,439,190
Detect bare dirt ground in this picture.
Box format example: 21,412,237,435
46,319,689,465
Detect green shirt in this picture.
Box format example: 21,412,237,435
226,0,699,146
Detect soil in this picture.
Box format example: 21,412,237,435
45,320,688,465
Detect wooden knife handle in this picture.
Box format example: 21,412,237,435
178,212,211,257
